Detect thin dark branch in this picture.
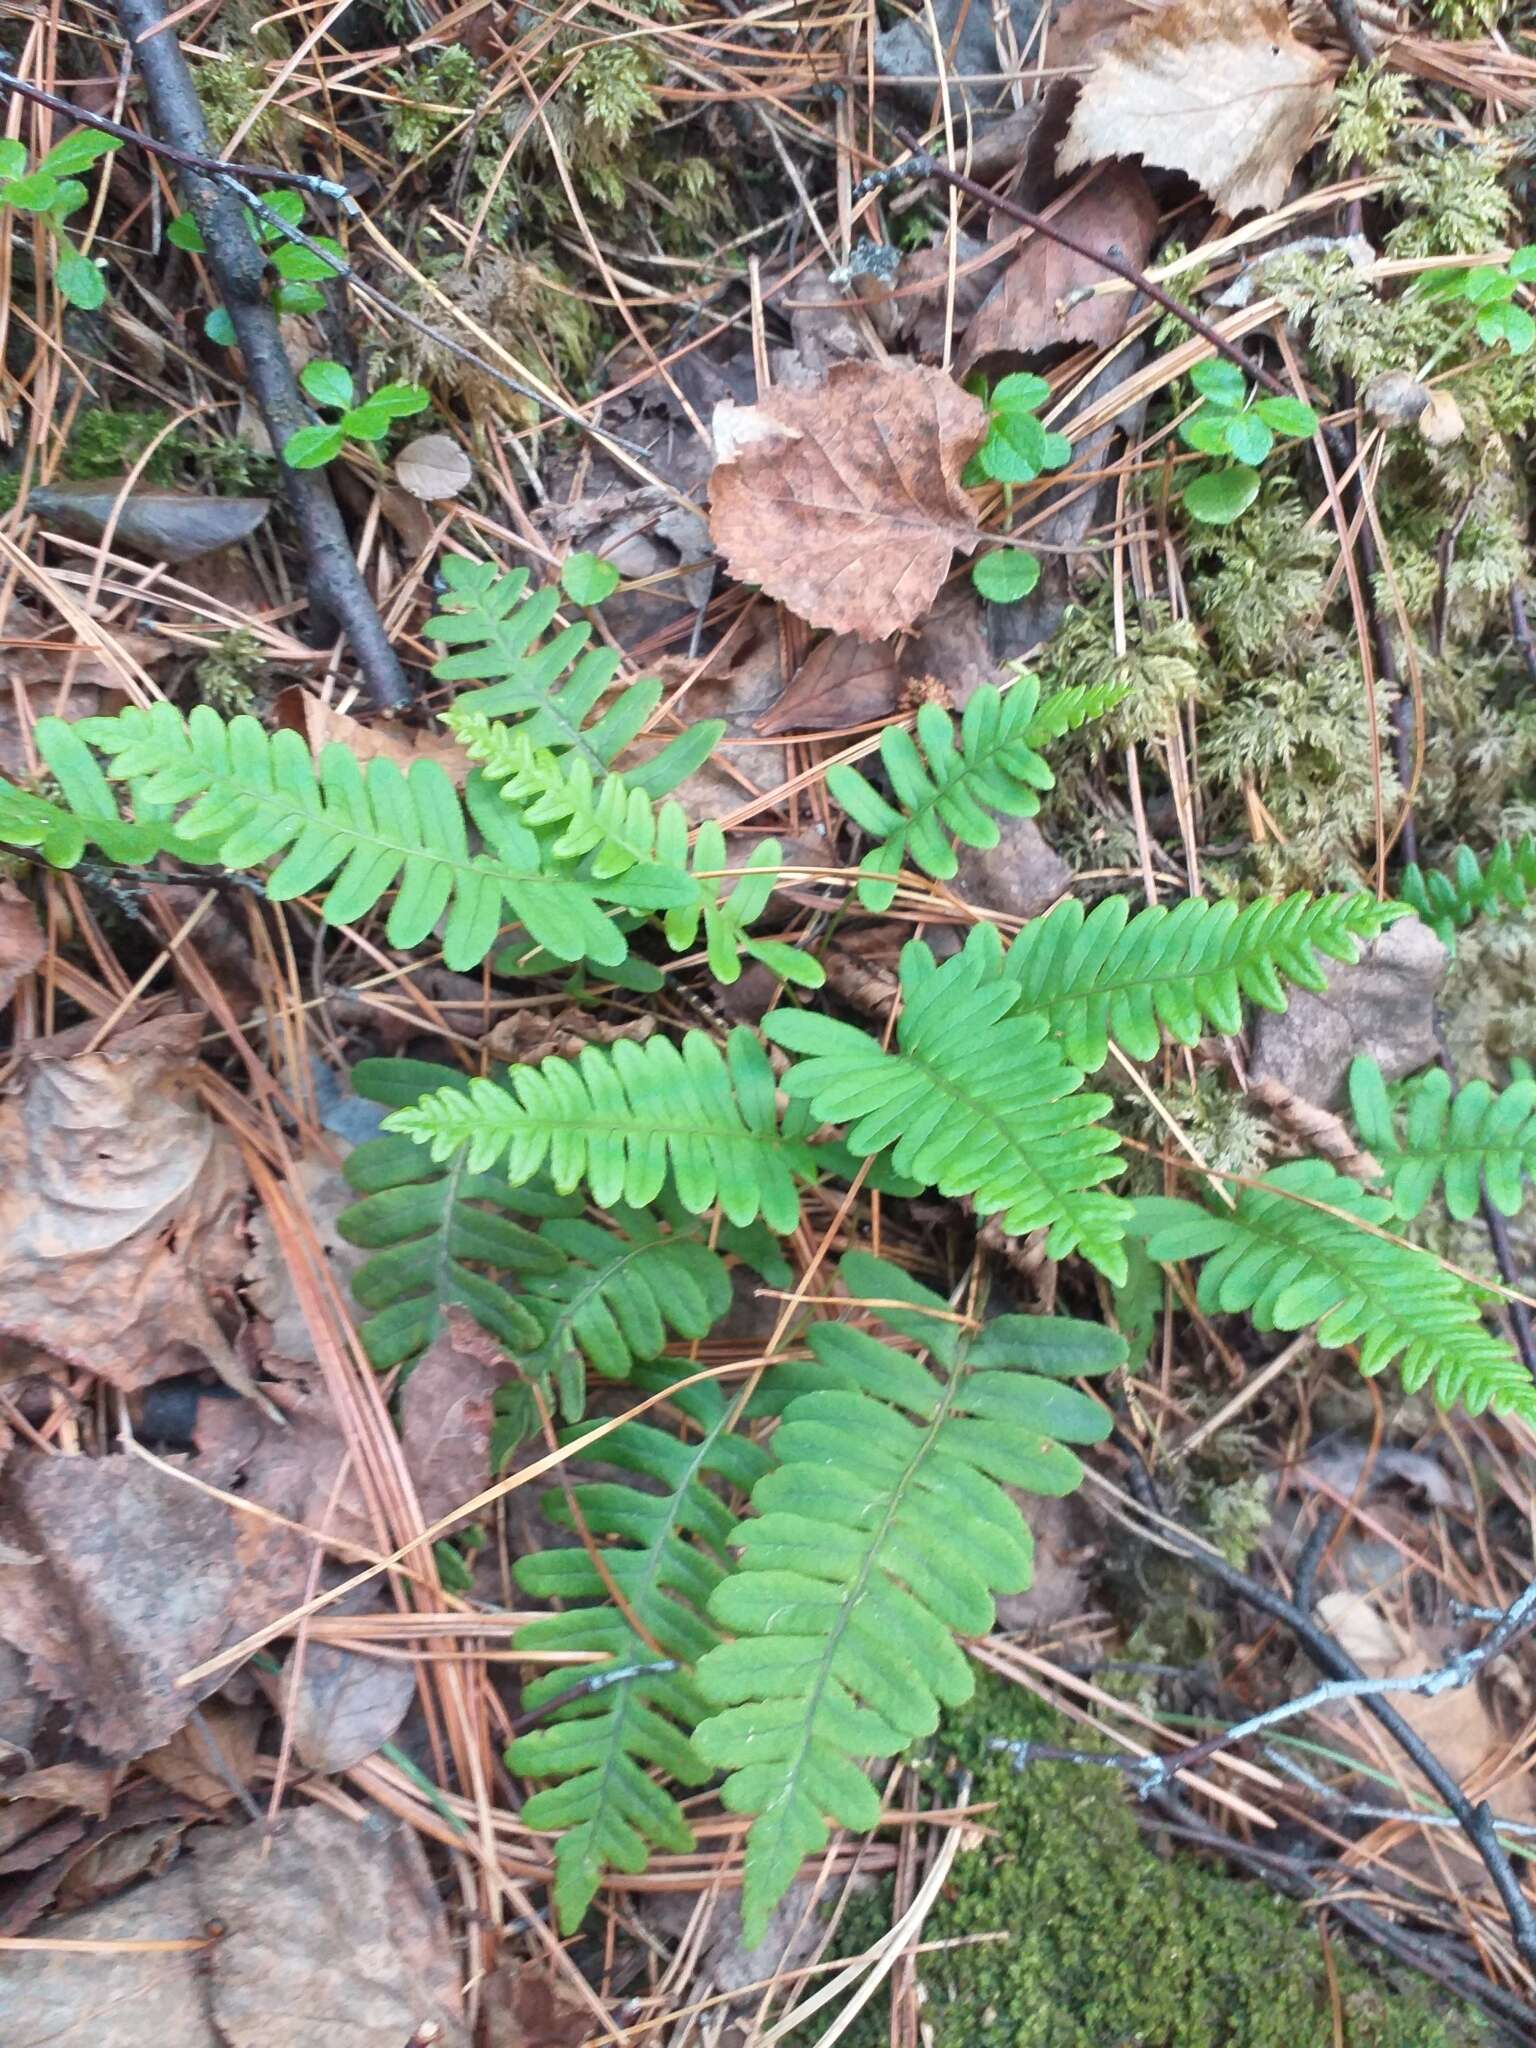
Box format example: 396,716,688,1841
1511,588,1536,684
877,133,1294,399
0,65,353,207
1325,0,1379,71
113,0,410,712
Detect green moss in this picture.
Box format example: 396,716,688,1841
63,408,183,483
828,1680,1487,2048
195,628,267,715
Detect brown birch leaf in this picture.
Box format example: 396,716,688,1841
708,361,987,640
756,633,902,735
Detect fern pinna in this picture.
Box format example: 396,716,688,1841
1399,836,1536,943
1348,1056,1536,1222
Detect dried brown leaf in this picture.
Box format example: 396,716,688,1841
708,361,987,640
0,1805,470,2046
394,431,474,502
1057,0,1338,218
25,479,272,563
273,686,470,784
140,1701,262,1810
191,1373,374,1555
0,1452,309,1760
0,1009,253,1394
482,1958,594,2048
0,883,44,1008
398,1308,507,1526
958,166,1162,371
242,1150,370,1368
281,1635,416,1775
1418,388,1465,446
756,632,902,735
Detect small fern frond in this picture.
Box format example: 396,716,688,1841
1400,838,1536,944
1142,1160,1536,1424
384,1027,813,1233
509,1367,772,1932
659,817,824,990
998,890,1403,1071
1348,1057,1536,1221
764,945,1129,1279
693,1252,1124,1945
26,705,689,970
826,676,1126,912
428,557,712,793
0,754,173,871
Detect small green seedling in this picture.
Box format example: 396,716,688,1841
1178,361,1318,525
560,551,620,606
0,127,121,310
1413,246,1536,357
963,372,1072,605
170,191,339,343
283,359,430,469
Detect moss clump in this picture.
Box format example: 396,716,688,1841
829,1680,1486,2048
63,408,183,484
195,628,267,716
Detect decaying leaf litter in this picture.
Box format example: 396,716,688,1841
2,0,1536,2040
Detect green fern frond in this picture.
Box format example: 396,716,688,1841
1142,1160,1536,1424
442,725,823,989
826,676,1127,912
1348,1057,1536,1221
1400,838,1536,945
997,890,1403,1072
384,1027,813,1233
693,1252,1125,1945
428,557,710,793
509,1367,772,1931
763,945,1129,1279
0,754,173,870
23,705,687,970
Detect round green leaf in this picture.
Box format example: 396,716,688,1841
52,242,106,311
1463,265,1514,307
971,548,1041,603
0,138,28,180
1413,265,1470,302
1179,414,1234,457
48,179,88,220
1253,394,1319,438
1189,359,1246,409
1181,465,1261,525
1508,245,1536,282
255,190,306,243
273,281,325,316
283,422,346,469
301,357,355,410
1221,413,1273,465
560,551,621,606
1040,430,1072,471
270,236,344,282
2,171,62,212
367,382,431,419
339,403,392,442
204,306,238,347
1478,302,1535,355
991,370,1051,413
37,129,121,178
960,450,988,489
979,429,1042,485
166,213,207,252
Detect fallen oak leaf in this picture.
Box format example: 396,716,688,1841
1057,0,1339,220
708,361,988,640
958,166,1162,372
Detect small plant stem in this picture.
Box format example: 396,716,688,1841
886,130,1294,399
113,0,410,712
0,65,355,209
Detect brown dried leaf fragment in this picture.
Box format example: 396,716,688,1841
398,1307,507,1526
0,882,44,1008
756,632,902,735
1057,0,1338,219
0,1009,253,1394
0,1452,309,1760
708,362,987,640
25,479,272,563
959,167,1162,372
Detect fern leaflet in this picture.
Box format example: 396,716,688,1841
827,676,1125,912
1348,1057,1536,1221
1400,837,1536,944
1142,1160,1536,1424
996,890,1403,1071
509,1366,772,1931
384,1026,813,1233
763,944,1129,1279
693,1252,1124,1945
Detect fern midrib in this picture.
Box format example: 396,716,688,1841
480,625,612,776
877,726,1033,857
483,1106,792,1162
1010,924,1341,1025
752,1357,963,1853
1236,1201,1477,1343
534,1228,691,1366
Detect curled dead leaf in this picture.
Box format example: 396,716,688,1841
394,431,473,502
26,479,272,563
1057,0,1338,219
0,882,44,1008
274,685,470,783
0,1008,253,1395
959,166,1162,372
1417,387,1465,447
1363,369,1431,425
398,1308,508,1526
757,632,902,735
708,361,987,640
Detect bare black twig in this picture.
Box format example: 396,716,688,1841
112,0,410,711
1325,0,1380,71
